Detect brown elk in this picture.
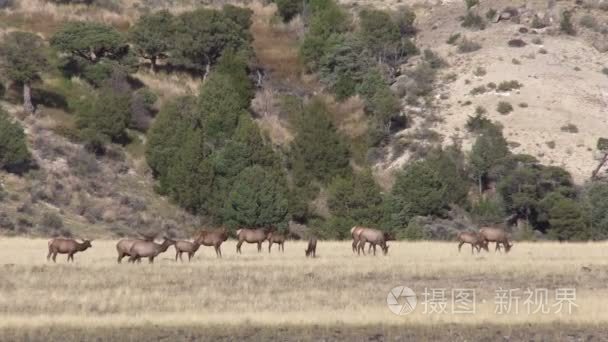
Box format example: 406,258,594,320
305,236,317,258
267,231,286,253
47,238,93,263
356,228,389,256
350,226,365,253
479,227,513,253
195,228,229,258
116,236,154,263
457,231,488,254
128,238,175,263
236,228,270,253
174,239,203,262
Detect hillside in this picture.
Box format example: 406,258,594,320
0,0,607,240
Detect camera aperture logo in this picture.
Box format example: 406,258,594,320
387,286,417,315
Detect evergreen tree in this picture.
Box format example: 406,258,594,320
0,31,49,113
0,109,31,172
129,10,174,72
223,165,289,228
289,98,351,187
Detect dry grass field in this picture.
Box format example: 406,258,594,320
1,238,608,340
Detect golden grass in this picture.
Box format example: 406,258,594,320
1,239,607,329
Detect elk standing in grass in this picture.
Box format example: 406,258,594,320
305,236,317,258
350,226,365,253
47,238,93,263
479,227,513,253
128,238,175,263
236,228,271,253
116,236,154,263
195,228,229,258
457,231,488,254
356,228,389,256
267,231,286,253
174,238,203,262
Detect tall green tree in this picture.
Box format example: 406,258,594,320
51,22,128,63
0,109,30,172
469,125,509,193
129,10,174,72
391,160,448,218
146,96,198,179
0,31,49,113
223,165,289,228
172,8,252,78
327,171,384,226
583,182,608,239
289,99,351,187
548,198,588,241
77,86,132,150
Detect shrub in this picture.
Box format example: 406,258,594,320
496,80,522,92
487,82,496,89
469,85,487,95
560,10,576,35
538,48,548,54
518,27,529,34
602,67,608,76
458,37,481,53
446,33,461,45
473,66,486,76
399,219,431,240
579,14,598,30
464,0,479,10
496,101,513,114
0,109,31,172
561,123,579,133
461,12,485,30
532,37,543,45
546,141,556,149
511,58,521,65
466,111,493,133
485,8,497,20
41,212,63,230
519,102,528,108
507,39,526,47
531,16,546,29
273,0,303,22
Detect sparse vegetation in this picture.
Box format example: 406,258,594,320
496,101,513,114
0,109,31,172
497,80,523,92
473,66,486,76
560,10,576,35
561,123,579,133
507,38,526,47
446,32,461,45
457,37,481,53
469,85,487,95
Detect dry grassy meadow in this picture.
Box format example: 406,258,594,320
1,238,608,340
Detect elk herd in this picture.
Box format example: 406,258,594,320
45,226,513,263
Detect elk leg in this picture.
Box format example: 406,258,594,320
188,252,193,261
495,242,501,253
471,244,475,254
352,240,357,253
357,240,365,256
47,249,52,261
215,245,221,258
281,243,284,252
179,252,184,262
257,242,262,253
117,253,125,264
236,241,243,254
372,244,377,256
268,241,272,253
149,257,154,264
52,252,57,263
368,244,373,254
458,241,464,252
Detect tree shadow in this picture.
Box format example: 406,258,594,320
32,88,69,110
